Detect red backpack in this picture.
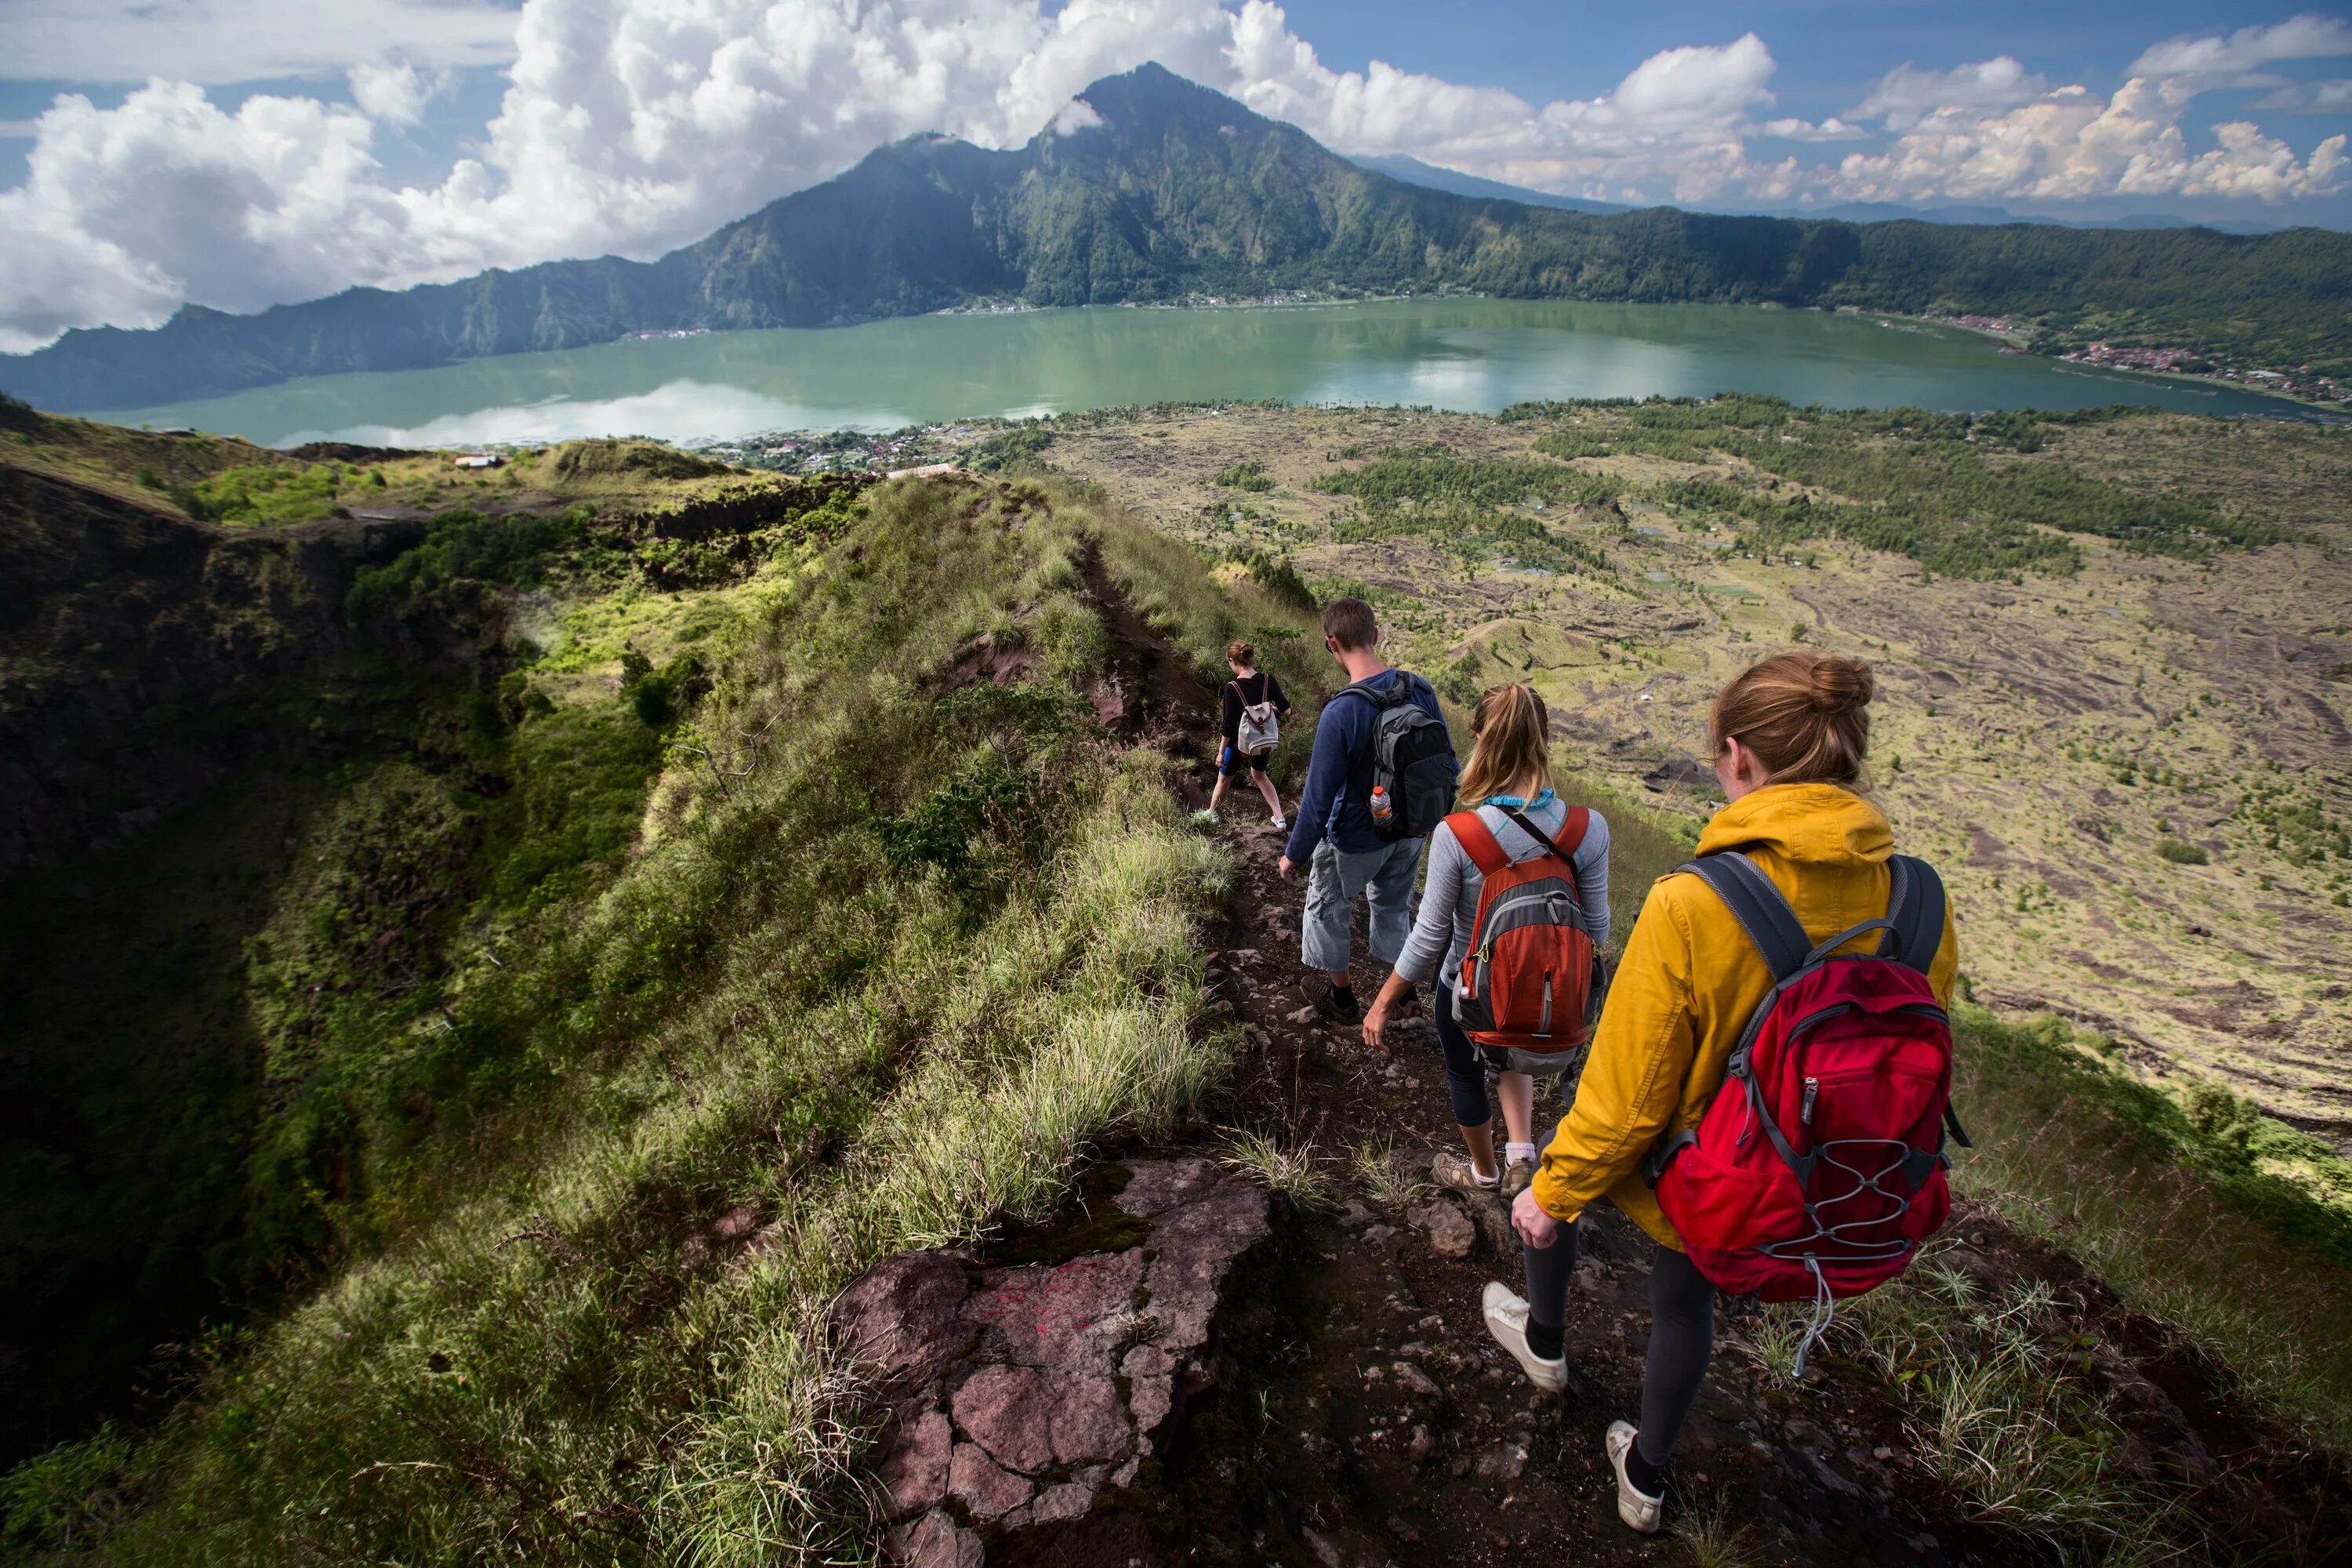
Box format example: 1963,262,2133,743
1449,806,1603,1056
1649,851,1967,1374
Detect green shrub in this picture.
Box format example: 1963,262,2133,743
546,437,726,481
0,1425,130,1555
1227,547,1314,611
2156,837,2210,865
1212,459,1275,492
971,423,1057,472
346,508,583,623
185,463,344,525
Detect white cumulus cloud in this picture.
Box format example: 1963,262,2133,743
1850,57,2050,130
347,63,452,126
1830,38,2352,208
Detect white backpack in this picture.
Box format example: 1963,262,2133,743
1235,678,1280,755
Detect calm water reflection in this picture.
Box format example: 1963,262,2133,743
96,299,2285,446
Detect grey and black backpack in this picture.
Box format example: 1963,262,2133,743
1343,673,1458,841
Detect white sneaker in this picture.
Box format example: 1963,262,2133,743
1481,1282,1568,1392
1271,815,1288,830
1605,1421,1664,1534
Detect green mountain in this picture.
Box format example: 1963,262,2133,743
6,61,2351,412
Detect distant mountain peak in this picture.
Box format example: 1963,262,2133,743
1067,60,1277,136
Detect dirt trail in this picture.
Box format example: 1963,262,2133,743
982,552,2352,1566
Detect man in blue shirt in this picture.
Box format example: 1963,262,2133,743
1278,597,1449,1024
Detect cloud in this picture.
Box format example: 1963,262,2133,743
1050,99,1106,136
1229,15,1780,201
0,82,429,350
2254,78,2352,112
0,1,523,86
2127,13,2352,89
348,63,452,126
1851,57,2049,130
1761,116,1867,142
1824,76,2347,205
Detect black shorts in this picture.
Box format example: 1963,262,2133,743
1218,743,1273,778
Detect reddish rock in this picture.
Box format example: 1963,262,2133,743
887,1510,982,1568
961,1247,1144,1374
948,1439,1033,1519
1122,1343,1178,1441
840,1161,1270,1550
1048,1372,1131,1466
1032,1482,1095,1523
950,1366,1058,1474
877,1408,952,1518
833,1252,975,1390
950,1363,1133,1475
1140,1181,1270,1345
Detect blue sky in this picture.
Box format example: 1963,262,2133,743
0,2,2347,350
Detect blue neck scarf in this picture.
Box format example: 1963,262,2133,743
1483,787,1556,811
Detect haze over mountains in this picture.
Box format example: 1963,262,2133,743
1349,154,2292,235
6,64,2350,414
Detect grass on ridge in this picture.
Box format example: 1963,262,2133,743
1,477,1236,1564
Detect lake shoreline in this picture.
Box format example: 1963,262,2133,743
90,297,2310,448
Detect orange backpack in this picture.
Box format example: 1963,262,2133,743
1450,806,1602,1055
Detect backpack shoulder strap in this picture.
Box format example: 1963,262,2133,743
1447,810,1510,876
1881,855,1946,975
1497,805,1587,862
1340,676,1406,710
1675,851,1812,982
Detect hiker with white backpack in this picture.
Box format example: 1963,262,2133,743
1207,640,1293,829
1492,652,1961,1535
1360,683,1610,1200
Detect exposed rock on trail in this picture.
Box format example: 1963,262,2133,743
835,1160,1270,1564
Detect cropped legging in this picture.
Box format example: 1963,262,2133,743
1433,988,1493,1127
1523,1221,1716,1467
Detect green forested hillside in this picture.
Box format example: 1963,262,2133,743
5,64,2348,412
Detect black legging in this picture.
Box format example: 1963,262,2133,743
1433,986,1492,1127
1522,1222,1716,1468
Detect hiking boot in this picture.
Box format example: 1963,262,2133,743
1605,1421,1664,1534
1481,1282,1569,1393
1500,1157,1537,1200
1299,974,1360,1025
1430,1151,1500,1194
1391,986,1424,1021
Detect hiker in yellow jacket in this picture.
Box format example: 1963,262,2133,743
1482,652,1959,1536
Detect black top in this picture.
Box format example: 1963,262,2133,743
1221,670,1290,747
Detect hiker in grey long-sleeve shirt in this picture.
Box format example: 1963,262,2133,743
1363,684,1610,1200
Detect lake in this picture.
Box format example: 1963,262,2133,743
93,298,2292,447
